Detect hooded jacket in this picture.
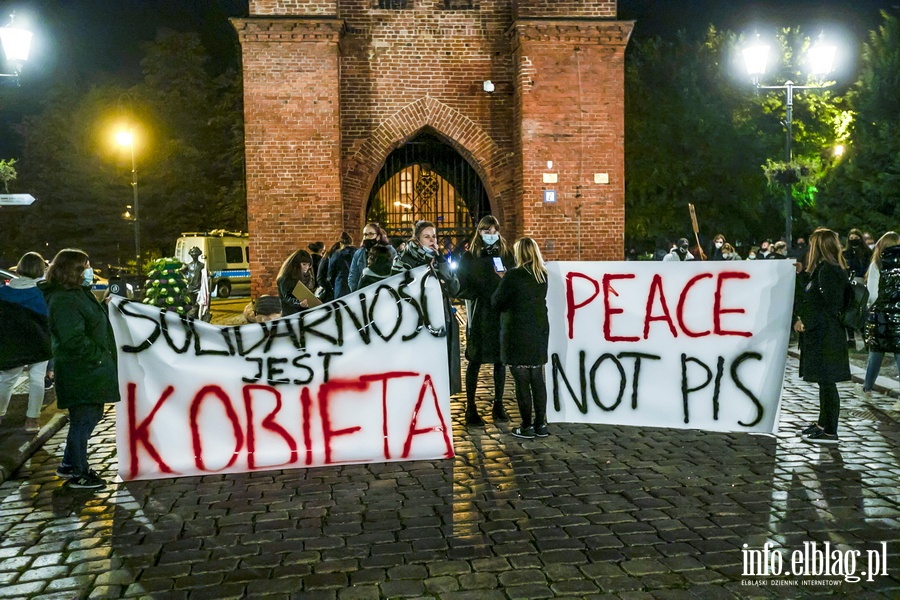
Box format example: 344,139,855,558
865,245,900,353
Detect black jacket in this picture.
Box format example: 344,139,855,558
328,247,356,299
491,267,549,365
0,299,52,370
797,262,851,383
457,245,514,363
865,245,900,353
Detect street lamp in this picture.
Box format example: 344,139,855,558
743,33,837,249
116,128,141,274
0,11,32,83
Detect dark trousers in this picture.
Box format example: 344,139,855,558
62,404,104,477
817,382,840,435
511,366,547,428
465,361,505,405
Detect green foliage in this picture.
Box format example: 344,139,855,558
0,158,16,193
5,30,246,273
626,27,851,249
815,11,900,235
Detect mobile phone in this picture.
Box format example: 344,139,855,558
492,257,506,272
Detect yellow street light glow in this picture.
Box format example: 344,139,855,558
833,144,845,157
115,130,134,147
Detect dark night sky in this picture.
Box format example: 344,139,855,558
0,0,897,155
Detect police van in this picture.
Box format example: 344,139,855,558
174,231,250,298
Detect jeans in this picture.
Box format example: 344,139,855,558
510,365,547,428
863,351,900,391
61,404,105,477
817,382,840,435
0,361,49,419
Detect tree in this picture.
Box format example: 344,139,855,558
0,158,15,193
8,30,246,273
625,27,851,250
816,11,900,234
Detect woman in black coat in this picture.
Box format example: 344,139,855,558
492,237,550,439
794,228,851,444
457,215,515,426
42,249,120,489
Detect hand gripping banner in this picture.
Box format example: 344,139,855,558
546,261,796,433
109,266,454,481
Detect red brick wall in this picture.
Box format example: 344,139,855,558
235,1,631,294
233,18,344,296
513,20,633,261
514,1,616,19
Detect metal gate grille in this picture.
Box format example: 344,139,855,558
366,132,489,253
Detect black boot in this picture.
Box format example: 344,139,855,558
492,400,509,422
465,402,484,426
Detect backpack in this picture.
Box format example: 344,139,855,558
840,277,870,330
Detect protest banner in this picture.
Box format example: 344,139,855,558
109,266,454,481
546,261,796,433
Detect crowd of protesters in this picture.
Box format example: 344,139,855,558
2,219,898,492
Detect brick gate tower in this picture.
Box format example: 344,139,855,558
233,1,632,296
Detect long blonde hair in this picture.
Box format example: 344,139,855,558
514,237,547,284
869,231,900,273
805,227,849,274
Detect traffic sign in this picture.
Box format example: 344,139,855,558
0,194,35,206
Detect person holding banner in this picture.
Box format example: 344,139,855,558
794,228,851,445
457,215,514,425
277,249,316,316
392,220,462,395
42,249,120,489
492,238,550,439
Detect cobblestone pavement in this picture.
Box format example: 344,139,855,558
1,358,898,598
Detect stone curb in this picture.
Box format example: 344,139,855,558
0,411,68,486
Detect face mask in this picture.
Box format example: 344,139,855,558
363,238,377,250
849,238,861,247
868,243,875,250
715,241,723,249
481,233,499,246
748,254,756,260
722,253,731,259
82,267,94,286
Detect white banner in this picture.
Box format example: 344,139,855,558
110,266,454,481
546,261,796,433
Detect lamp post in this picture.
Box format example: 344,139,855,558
743,34,837,249
116,129,141,274
0,11,32,84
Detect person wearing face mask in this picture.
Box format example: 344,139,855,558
41,249,120,490
843,228,873,348
662,238,695,262
392,220,462,394
720,243,742,260
457,215,515,425
348,222,396,293
863,232,876,251
709,234,727,261
767,241,789,259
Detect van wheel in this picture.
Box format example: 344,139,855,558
217,280,232,299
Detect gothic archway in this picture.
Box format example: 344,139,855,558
366,131,490,252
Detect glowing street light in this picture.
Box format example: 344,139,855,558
742,32,838,248
116,127,142,274
0,11,32,83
